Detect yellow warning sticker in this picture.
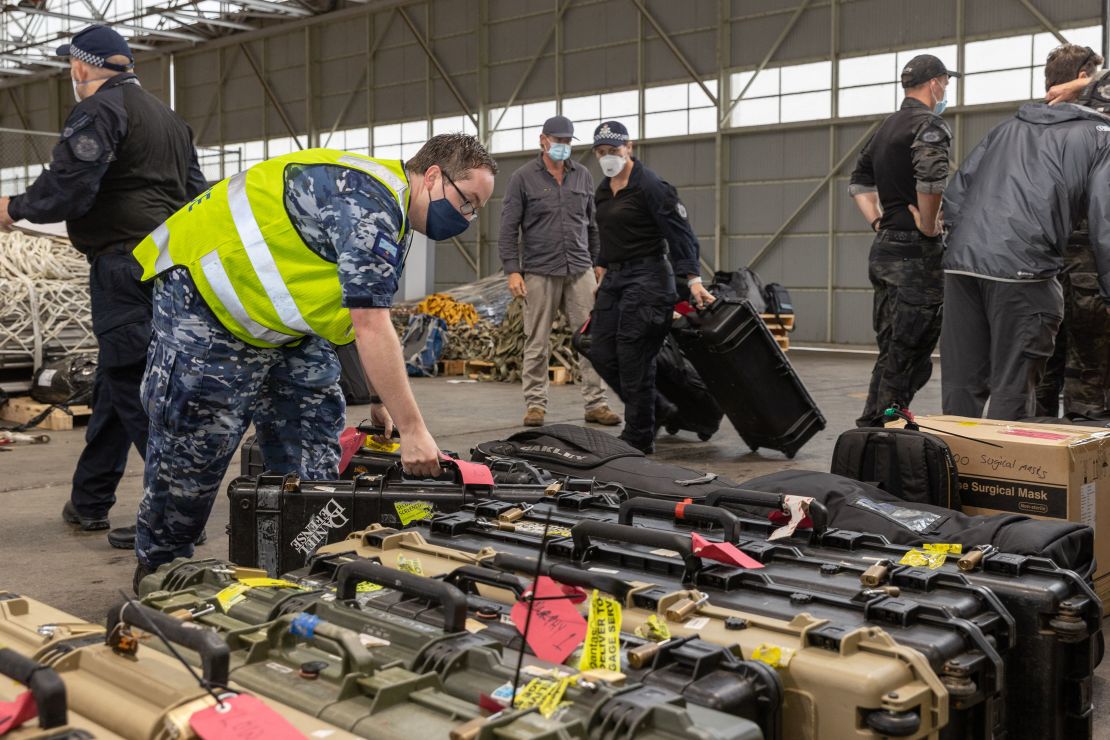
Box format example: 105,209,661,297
214,583,251,612
237,577,304,590
397,555,424,576
514,676,572,719
922,543,962,555
578,590,621,673
899,548,947,569
634,614,672,643
394,501,435,526
752,643,794,668
364,438,401,453
355,581,383,593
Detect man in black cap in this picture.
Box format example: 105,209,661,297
589,120,713,453
498,115,620,428
941,50,1110,420
0,25,206,544
848,54,958,425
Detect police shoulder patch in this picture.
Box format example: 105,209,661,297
69,132,103,162
919,125,948,144
676,202,688,219
370,231,402,267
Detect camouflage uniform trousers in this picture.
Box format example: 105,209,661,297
857,233,944,426
1035,244,1110,418
136,268,344,568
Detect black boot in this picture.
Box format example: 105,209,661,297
108,526,207,550
62,501,110,531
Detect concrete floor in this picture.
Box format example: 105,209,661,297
1,350,1107,734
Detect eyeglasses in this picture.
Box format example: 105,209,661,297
441,169,478,222
1076,47,1097,79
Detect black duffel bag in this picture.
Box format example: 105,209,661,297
740,469,1095,578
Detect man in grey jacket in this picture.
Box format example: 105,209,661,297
941,88,1110,420
499,115,620,428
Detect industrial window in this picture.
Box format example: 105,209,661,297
373,120,429,160
644,80,717,138
487,100,557,154
327,128,370,154
729,61,831,127
837,46,958,115
561,90,640,141
431,115,478,137
963,25,1100,105
240,140,266,170
0,165,43,197
266,136,297,158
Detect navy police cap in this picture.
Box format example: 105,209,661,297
57,25,133,73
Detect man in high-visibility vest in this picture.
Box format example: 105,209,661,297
128,134,497,589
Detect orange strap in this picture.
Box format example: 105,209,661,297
674,497,694,520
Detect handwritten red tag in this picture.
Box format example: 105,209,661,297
691,532,764,569
189,694,306,740
511,576,588,664
0,691,37,735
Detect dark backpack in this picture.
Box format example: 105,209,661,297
334,342,373,405
711,269,766,313
831,425,961,510
401,314,448,377
30,355,97,405
741,470,1094,577
761,282,794,331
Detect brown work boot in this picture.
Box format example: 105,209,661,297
585,405,622,426
523,407,545,427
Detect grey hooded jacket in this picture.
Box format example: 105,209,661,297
943,102,1110,301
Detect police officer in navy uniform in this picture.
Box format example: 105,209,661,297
0,25,206,543
848,54,957,426
590,121,714,454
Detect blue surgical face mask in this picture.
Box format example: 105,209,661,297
547,142,571,161
423,180,472,241
933,81,948,115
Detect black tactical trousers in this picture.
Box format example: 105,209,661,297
589,259,677,452
1034,246,1110,418
857,233,944,426
941,273,1063,421
71,251,153,519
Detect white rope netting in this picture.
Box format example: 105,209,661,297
0,230,95,371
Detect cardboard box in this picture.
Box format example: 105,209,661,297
892,416,1110,587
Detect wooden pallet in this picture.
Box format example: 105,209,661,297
549,366,572,386
0,396,92,431
466,359,496,381
775,335,790,352
760,313,795,332
436,359,467,377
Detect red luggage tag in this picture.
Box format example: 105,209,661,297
510,576,588,664
441,455,495,487
337,427,366,475
674,301,695,316
691,532,764,569
189,694,305,740
0,691,37,735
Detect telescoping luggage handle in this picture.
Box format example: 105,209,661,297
489,552,635,601
335,559,468,633
106,600,230,687
570,520,701,580
704,488,830,535
0,648,68,730
617,498,742,540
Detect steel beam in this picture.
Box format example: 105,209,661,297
322,8,395,146
241,43,305,149
486,0,574,142
397,6,479,130
451,236,479,274
158,10,256,31
0,54,69,69
747,120,879,269
627,0,717,105
4,6,208,43
719,0,812,126
1014,0,1068,45
232,0,314,17
194,44,243,144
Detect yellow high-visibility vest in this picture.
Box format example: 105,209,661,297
133,149,410,347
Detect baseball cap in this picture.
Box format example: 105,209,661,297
57,25,133,72
592,120,630,148
901,54,960,88
542,115,577,139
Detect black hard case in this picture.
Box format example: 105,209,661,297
672,298,825,458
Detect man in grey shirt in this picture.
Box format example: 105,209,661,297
499,115,620,427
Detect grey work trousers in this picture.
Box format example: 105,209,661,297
522,270,607,412
940,272,1063,421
